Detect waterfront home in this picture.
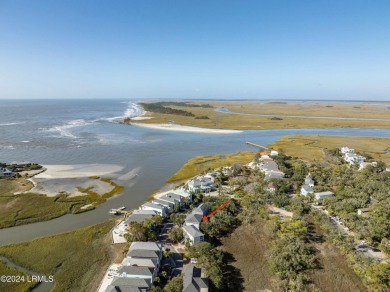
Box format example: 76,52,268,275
300,185,314,196
173,189,192,204
140,202,168,217
270,150,279,156
159,192,183,209
0,167,16,178
121,257,159,270
117,266,155,282
183,264,209,292
127,249,161,261
124,214,155,225
187,175,215,193
192,203,210,216
105,277,150,292
314,191,334,202
184,213,203,230
152,199,173,211
183,225,204,245
132,210,159,215
304,174,315,187
129,242,162,254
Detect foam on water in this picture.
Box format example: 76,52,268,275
0,122,24,126
44,119,93,138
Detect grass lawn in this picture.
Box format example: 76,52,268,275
0,178,124,229
167,151,254,182
0,220,126,292
268,135,390,164
135,101,390,130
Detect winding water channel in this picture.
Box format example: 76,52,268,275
1,126,390,246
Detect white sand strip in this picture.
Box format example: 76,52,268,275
35,164,124,179
132,123,242,134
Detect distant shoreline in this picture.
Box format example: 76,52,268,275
131,122,242,134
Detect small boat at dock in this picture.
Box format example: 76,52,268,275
109,206,126,215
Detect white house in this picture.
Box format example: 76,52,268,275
270,150,279,156
315,191,334,202
183,225,204,245
300,185,314,196
159,193,183,209
0,168,16,178
304,174,315,187
140,202,168,217
187,176,214,193
340,147,355,154
152,199,173,211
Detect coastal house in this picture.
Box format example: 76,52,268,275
121,257,159,270
132,210,159,215
187,175,215,193
340,147,366,165
192,203,210,216
105,277,150,292
140,202,168,217
304,174,315,187
124,214,155,225
173,189,192,205
152,199,173,211
264,171,285,181
117,266,155,282
184,213,203,230
340,147,355,154
183,225,204,245
159,193,183,210
183,264,209,292
270,150,279,156
314,191,334,202
300,185,314,196
0,167,16,178
259,157,285,181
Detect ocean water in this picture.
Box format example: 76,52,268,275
1,99,390,244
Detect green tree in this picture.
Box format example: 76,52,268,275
163,275,183,292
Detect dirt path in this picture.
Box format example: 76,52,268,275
220,216,277,292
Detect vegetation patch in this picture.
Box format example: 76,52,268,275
0,259,37,292
0,221,121,292
166,151,254,183
268,135,390,164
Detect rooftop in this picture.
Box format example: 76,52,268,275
183,225,204,238
130,242,161,252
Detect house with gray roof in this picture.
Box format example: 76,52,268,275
173,189,192,204
315,191,334,202
187,176,214,193
129,242,162,253
183,225,204,245
121,257,159,269
300,185,314,196
152,199,173,210
184,213,203,229
183,264,209,292
304,174,315,187
0,167,16,178
105,277,150,292
117,266,155,282
132,210,158,215
127,250,160,260
125,214,154,225
140,202,168,217
192,203,209,216
264,171,285,181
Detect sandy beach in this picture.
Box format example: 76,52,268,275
132,122,242,134
27,164,123,197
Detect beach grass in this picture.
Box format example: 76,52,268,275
268,135,390,164
0,220,123,292
167,151,255,183
135,101,390,130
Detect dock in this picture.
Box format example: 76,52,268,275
245,141,268,149
109,206,126,215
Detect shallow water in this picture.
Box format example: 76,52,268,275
1,99,390,245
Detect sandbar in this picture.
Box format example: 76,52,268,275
132,123,242,134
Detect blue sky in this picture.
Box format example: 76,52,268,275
0,0,389,100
